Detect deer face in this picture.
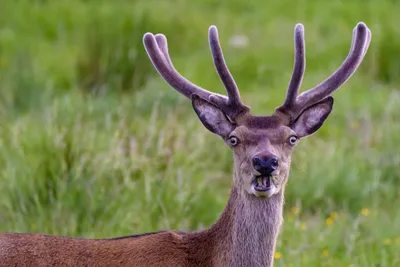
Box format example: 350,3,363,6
143,22,370,198
192,95,333,198
226,124,295,199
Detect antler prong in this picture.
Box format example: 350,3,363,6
154,34,174,69
143,26,249,121
208,26,241,104
281,23,306,110
276,22,371,121
295,22,369,109
143,32,221,101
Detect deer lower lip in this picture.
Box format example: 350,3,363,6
252,176,272,191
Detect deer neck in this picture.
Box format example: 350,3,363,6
208,173,284,267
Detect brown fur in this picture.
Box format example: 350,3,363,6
0,189,282,267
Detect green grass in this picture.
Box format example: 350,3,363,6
1,0,400,266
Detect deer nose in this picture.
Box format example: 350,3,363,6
252,156,279,176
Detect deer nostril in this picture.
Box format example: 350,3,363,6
252,157,262,171
270,157,279,170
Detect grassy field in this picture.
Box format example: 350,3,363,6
1,0,400,266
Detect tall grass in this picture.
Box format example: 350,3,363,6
0,0,399,265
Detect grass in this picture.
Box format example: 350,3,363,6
0,0,399,266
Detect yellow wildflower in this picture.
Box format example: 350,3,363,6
325,217,334,226
274,252,282,260
321,249,329,257
291,206,300,215
361,208,370,216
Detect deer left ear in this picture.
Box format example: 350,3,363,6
291,97,334,138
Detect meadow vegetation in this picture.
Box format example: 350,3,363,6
0,0,399,266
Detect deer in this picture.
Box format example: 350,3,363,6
0,22,371,267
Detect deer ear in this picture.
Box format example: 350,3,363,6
291,97,334,138
192,94,235,138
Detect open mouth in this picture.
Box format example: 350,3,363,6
252,176,272,192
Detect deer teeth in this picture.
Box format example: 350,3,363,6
263,177,267,186
257,177,263,186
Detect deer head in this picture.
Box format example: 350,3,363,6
143,23,371,199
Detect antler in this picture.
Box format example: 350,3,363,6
143,26,250,120
276,22,372,122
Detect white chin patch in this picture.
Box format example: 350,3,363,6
250,185,277,198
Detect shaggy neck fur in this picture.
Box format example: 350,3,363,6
202,171,284,267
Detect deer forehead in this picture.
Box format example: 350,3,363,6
232,125,294,145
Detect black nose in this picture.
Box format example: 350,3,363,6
252,156,279,176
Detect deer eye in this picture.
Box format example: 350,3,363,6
288,135,298,146
228,136,239,147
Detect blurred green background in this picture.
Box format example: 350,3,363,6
1,0,399,266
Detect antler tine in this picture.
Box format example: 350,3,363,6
154,34,174,69
363,27,372,57
350,24,371,57
143,32,227,102
208,26,242,105
208,25,250,118
349,25,371,58
144,28,250,120
279,23,306,111
292,22,370,115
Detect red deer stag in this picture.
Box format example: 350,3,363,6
0,22,371,267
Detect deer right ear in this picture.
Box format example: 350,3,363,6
192,94,235,137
